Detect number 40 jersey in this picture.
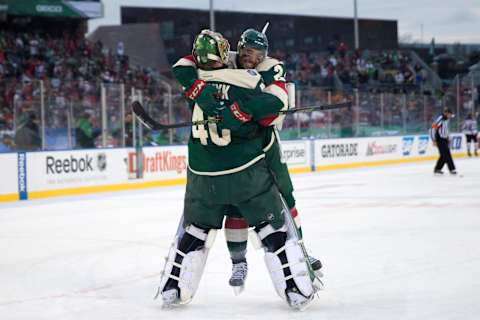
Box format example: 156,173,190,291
186,67,283,176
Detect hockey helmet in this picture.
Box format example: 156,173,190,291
237,28,269,56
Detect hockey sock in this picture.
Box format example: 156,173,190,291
163,225,206,292
289,207,303,239
284,193,296,209
225,217,248,264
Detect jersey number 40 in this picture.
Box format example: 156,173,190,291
191,105,231,146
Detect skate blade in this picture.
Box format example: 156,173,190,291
313,276,324,292
161,289,182,308
232,285,245,296
286,292,315,311
314,269,324,278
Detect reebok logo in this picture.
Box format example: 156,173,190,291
46,154,93,174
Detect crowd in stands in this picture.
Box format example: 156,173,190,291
271,42,430,92
0,29,477,151
0,30,163,149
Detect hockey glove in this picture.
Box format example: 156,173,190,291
185,79,219,108
217,101,253,130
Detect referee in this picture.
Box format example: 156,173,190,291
430,108,457,175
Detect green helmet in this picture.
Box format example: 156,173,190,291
237,28,269,55
192,29,230,65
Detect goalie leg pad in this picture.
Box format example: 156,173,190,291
264,239,314,299
256,224,314,294
158,224,216,305
256,223,315,309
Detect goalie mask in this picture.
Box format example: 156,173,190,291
192,29,230,65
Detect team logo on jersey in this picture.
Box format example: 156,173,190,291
247,69,258,76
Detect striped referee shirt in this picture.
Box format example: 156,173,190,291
430,115,450,141
462,119,478,135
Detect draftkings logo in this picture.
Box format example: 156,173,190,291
127,151,187,175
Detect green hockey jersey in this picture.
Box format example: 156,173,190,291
178,68,281,175
172,54,288,175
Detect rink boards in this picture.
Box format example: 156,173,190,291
0,134,468,202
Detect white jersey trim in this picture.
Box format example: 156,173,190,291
257,57,282,72
225,229,249,242
198,69,262,89
188,153,265,176
173,57,197,68
263,130,276,152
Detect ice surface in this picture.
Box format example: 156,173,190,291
1,158,480,320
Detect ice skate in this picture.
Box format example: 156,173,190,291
229,261,248,295
161,289,180,308
286,288,315,311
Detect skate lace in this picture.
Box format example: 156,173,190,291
231,262,248,280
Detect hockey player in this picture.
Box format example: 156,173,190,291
172,28,322,294
462,114,478,156
158,30,318,309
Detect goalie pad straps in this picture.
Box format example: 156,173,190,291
257,223,314,302
159,224,214,304
185,79,207,100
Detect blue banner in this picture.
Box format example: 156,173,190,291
17,152,28,200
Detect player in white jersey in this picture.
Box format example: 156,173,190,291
462,114,478,156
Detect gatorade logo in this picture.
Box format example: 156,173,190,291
36,5,63,13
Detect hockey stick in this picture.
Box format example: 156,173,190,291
280,101,351,114
132,100,351,130
131,101,221,130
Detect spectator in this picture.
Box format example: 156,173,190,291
14,113,41,150
75,111,100,148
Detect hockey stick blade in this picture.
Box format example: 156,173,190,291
132,101,220,129
280,101,352,114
